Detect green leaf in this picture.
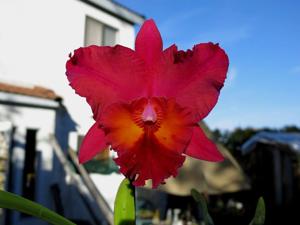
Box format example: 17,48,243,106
114,178,135,225
191,189,214,225
0,190,75,225
250,197,266,225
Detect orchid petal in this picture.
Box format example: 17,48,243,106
66,45,147,120
155,43,229,121
79,122,107,163
135,19,163,65
115,136,185,188
185,125,224,162
100,101,144,151
153,98,194,153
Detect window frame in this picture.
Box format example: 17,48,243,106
84,15,118,47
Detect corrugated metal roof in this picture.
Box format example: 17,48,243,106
241,131,300,154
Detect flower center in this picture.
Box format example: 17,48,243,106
142,101,157,123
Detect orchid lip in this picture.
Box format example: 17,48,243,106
142,101,157,123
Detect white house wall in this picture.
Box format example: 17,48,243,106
0,0,138,215
0,105,55,136
0,0,136,133
0,103,58,225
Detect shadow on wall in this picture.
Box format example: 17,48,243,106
54,104,77,152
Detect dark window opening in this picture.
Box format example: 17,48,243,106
22,129,38,201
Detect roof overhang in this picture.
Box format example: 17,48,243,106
0,92,60,110
80,0,145,25
241,131,300,155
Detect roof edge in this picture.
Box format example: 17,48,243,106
80,0,145,25
0,81,62,101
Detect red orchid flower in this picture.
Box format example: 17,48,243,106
66,19,229,188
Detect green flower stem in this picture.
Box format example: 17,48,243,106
0,190,76,225
114,178,136,225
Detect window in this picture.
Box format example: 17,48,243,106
84,16,117,47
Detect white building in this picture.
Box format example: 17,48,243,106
0,0,144,224
0,81,125,225
0,0,144,133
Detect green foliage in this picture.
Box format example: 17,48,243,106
0,190,75,225
223,128,257,152
249,197,265,225
281,125,300,132
191,189,214,225
211,129,222,142
114,178,135,225
84,158,119,174
191,189,265,225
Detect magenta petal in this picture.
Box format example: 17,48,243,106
185,126,224,162
156,43,229,121
79,123,107,164
135,19,163,65
66,45,147,120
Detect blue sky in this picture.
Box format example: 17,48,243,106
117,0,300,130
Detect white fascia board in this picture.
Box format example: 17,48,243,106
0,92,60,109
81,0,145,25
